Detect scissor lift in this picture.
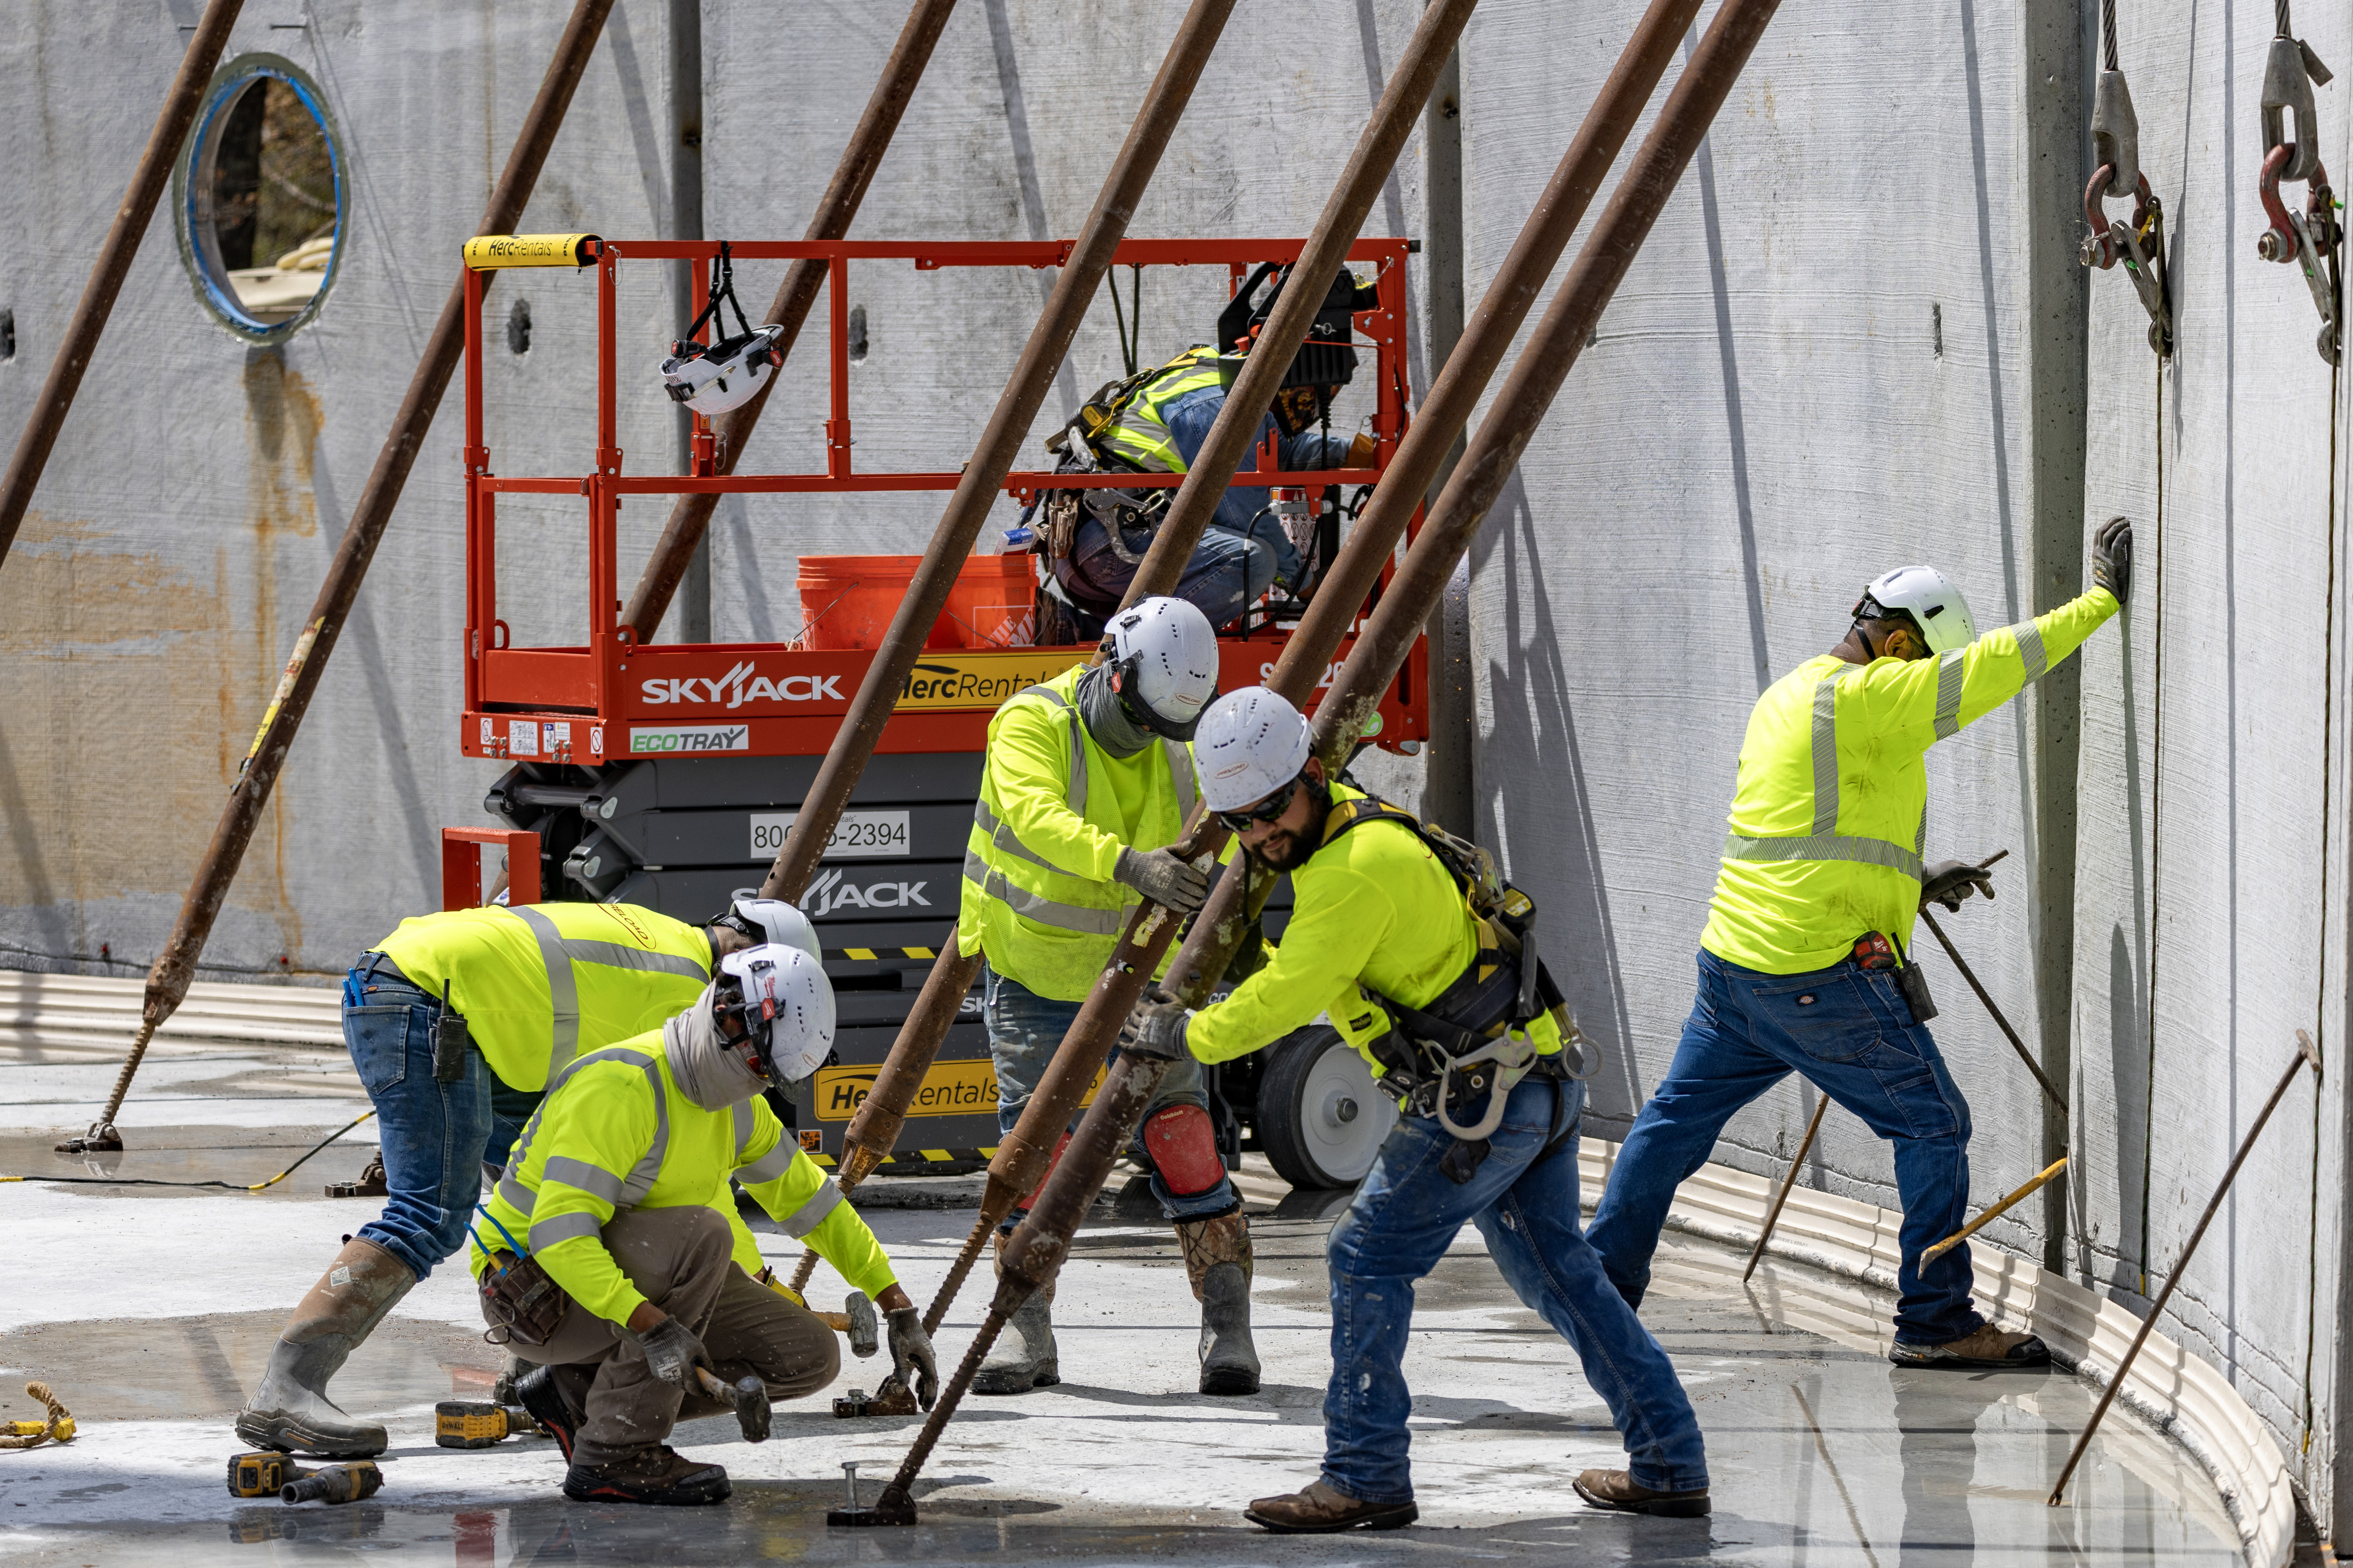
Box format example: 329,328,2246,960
457,235,1428,1177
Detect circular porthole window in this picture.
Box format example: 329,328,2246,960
174,55,344,341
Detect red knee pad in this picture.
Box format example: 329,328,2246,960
1142,1104,1225,1195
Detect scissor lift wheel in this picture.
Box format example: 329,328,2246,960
1255,1026,1396,1190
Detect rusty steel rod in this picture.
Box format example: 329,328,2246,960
1117,0,1478,608
0,0,245,573
909,0,1708,1331
61,0,619,1154
758,0,1240,907
873,0,1789,1515
1917,905,2069,1113
1744,1093,1829,1282
2048,1031,2321,1505
1919,1155,2069,1267
621,0,960,639
788,940,981,1294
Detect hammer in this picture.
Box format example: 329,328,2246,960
693,1367,772,1444
761,1274,880,1358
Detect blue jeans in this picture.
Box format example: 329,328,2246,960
982,963,1238,1223
343,958,534,1282
1586,948,1982,1346
1323,1076,1708,1502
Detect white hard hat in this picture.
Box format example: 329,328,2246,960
716,943,836,1084
660,324,785,417
1104,597,1221,739
1192,686,1314,812
722,891,822,963
1856,565,1976,657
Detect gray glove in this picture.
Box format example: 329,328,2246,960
1115,846,1210,912
2092,516,2132,604
1919,859,1995,913
1119,985,1190,1059
632,1312,714,1391
887,1307,939,1411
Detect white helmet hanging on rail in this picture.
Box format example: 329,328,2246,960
1192,686,1314,813
1104,597,1221,740
1854,565,1977,657
661,323,785,418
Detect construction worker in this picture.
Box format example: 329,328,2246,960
1587,518,2134,1370
1125,687,1711,1533
956,595,1256,1397
475,945,938,1506
234,893,818,1458
1038,268,1379,635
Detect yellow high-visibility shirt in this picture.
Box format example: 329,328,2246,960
1186,784,1562,1069
469,1029,895,1326
375,902,712,1091
1700,586,2119,974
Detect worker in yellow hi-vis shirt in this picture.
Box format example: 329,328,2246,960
236,893,817,1460
472,945,936,1507
1589,518,2133,1372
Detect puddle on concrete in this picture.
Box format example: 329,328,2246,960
0,1128,382,1203
0,1310,505,1423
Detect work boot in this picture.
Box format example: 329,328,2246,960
514,1363,590,1464
562,1445,731,1506
1572,1469,1712,1518
1245,1479,1418,1533
1176,1211,1260,1396
972,1231,1059,1395
234,1236,416,1457
1889,1322,2052,1370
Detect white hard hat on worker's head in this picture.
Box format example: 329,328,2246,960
1103,597,1220,740
1854,565,1976,657
718,891,822,963
1192,686,1314,813
715,943,835,1085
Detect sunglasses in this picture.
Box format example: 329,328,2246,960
1215,774,1303,834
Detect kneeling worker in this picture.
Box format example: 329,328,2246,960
236,893,818,1457
477,945,937,1505
1125,688,1710,1532
956,596,1259,1396
1587,519,2133,1367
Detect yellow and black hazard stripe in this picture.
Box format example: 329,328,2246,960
821,945,942,963
801,1143,997,1169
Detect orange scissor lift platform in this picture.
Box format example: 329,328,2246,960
457,236,1428,1177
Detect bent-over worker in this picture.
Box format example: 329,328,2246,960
235,894,818,1457
477,945,937,1505
956,596,1258,1397
1125,688,1711,1533
1587,518,2134,1368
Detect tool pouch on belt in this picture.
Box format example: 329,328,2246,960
1852,930,1937,1026
433,980,472,1083
479,1249,568,1347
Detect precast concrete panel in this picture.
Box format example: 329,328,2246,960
2070,0,2353,1522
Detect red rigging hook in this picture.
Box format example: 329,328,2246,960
2256,141,2343,364
2083,161,2174,358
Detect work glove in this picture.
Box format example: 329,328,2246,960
1115,846,1210,913
1919,859,1996,913
2092,516,2132,605
1119,985,1191,1060
631,1312,714,1392
886,1307,939,1411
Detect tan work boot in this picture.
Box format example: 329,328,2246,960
1245,1479,1417,1533
1889,1322,2051,1370
1573,1469,1712,1518
1176,1211,1260,1396
972,1231,1058,1395
234,1237,416,1457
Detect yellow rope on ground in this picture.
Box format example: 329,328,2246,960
0,1383,75,1450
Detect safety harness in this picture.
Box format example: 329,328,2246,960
1320,798,1592,1155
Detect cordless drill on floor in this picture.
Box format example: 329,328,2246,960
226,1452,383,1504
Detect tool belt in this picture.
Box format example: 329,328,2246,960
478,1248,568,1348
1366,952,1581,1117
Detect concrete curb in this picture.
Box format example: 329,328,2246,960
0,969,342,1048
1583,1138,2297,1568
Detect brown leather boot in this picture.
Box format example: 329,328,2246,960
972,1230,1058,1395
1573,1469,1711,1518
1175,1211,1260,1396
1889,1322,2051,1369
1245,1479,1417,1532
234,1237,416,1457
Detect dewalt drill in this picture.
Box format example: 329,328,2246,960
434,1400,543,1448
227,1452,383,1505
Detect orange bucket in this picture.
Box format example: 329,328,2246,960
796,553,1036,650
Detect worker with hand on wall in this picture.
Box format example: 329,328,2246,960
471,945,934,1507
1587,518,2134,1369
956,596,1259,1397
1127,687,1710,1534
1036,268,1377,637
234,892,820,1458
